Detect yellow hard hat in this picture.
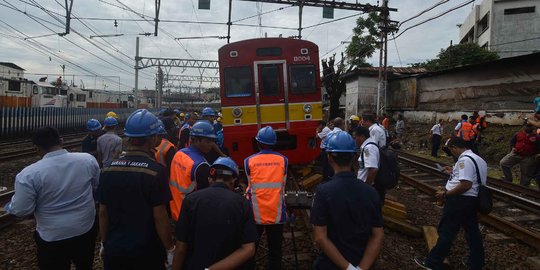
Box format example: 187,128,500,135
350,115,360,121
179,112,185,117
106,111,118,119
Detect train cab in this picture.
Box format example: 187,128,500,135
219,38,323,166
31,81,67,107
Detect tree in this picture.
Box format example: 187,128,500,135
345,12,381,67
412,43,499,71
322,53,349,119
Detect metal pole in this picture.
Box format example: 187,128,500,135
134,37,140,108
376,31,383,117
227,0,233,43
383,32,388,114
298,1,304,39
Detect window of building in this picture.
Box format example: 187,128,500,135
224,66,253,97
260,65,281,96
8,80,21,91
504,6,535,15
290,65,316,94
477,13,489,36
76,94,86,102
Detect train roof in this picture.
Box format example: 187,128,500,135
219,38,318,52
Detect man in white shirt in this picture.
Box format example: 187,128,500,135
361,114,386,147
415,137,486,270
430,119,444,157
321,118,344,181
5,126,100,270
353,126,386,206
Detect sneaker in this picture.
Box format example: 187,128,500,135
413,257,433,270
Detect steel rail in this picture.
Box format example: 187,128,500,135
397,151,540,200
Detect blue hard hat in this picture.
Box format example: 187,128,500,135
190,120,217,139
325,131,356,153
157,120,167,135
201,107,216,117
256,126,277,145
87,119,102,131
211,157,239,177
174,109,180,115
124,109,160,137
104,116,118,127
185,113,191,120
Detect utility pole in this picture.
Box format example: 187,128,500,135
134,37,140,108
227,0,233,43
61,0,74,36
376,0,398,117
154,0,161,36
298,0,304,39
157,66,163,108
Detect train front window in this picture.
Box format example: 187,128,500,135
290,65,316,94
76,94,86,102
224,66,253,97
260,65,280,96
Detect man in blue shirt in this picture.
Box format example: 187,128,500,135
5,126,100,270
310,131,384,270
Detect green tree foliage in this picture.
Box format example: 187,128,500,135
411,43,499,71
345,12,381,67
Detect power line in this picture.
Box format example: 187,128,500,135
399,0,450,27
390,0,475,40
489,36,540,47
232,5,293,23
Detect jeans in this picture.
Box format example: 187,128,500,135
500,150,537,186
34,221,98,270
426,196,484,270
257,224,284,270
431,135,441,157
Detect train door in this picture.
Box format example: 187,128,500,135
254,60,289,130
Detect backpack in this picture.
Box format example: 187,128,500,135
361,142,400,189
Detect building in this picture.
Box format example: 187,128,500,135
459,0,540,58
341,67,426,120
0,62,25,79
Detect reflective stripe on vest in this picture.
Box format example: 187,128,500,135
154,139,175,167
458,122,475,141
169,151,198,221
245,153,287,225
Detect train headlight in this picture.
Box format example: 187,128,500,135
303,104,312,113
232,107,243,118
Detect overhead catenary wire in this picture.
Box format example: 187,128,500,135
398,0,450,27
390,0,475,40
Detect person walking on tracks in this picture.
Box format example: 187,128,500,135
169,121,215,222
244,126,288,270
430,119,444,157
172,157,257,270
97,116,123,168
415,137,486,270
311,131,384,270
5,126,100,270
98,109,175,270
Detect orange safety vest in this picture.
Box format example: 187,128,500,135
169,147,207,221
244,150,288,225
458,122,476,141
154,138,176,167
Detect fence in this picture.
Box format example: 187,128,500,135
0,107,158,138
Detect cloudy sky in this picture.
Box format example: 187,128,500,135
0,0,475,91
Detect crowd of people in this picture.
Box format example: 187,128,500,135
7,106,530,270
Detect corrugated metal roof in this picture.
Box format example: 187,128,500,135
0,62,25,71
354,67,428,74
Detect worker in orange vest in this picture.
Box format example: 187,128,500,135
244,126,288,270
458,116,479,154
169,121,215,221
154,120,177,170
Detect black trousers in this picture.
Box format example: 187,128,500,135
34,221,98,270
104,253,166,270
257,224,284,270
320,150,334,181
426,196,485,270
431,134,441,157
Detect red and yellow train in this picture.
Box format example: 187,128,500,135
219,38,323,166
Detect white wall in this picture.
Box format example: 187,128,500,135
0,66,24,79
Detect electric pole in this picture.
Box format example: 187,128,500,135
376,0,398,117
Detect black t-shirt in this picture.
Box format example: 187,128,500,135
175,182,257,270
310,172,383,269
179,128,191,149
98,151,172,257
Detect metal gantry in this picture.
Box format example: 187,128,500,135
165,74,220,84
136,57,219,70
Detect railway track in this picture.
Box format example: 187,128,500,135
0,140,84,162
397,153,540,250
0,190,15,230
0,130,88,148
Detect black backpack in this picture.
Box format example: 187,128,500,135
361,142,400,189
